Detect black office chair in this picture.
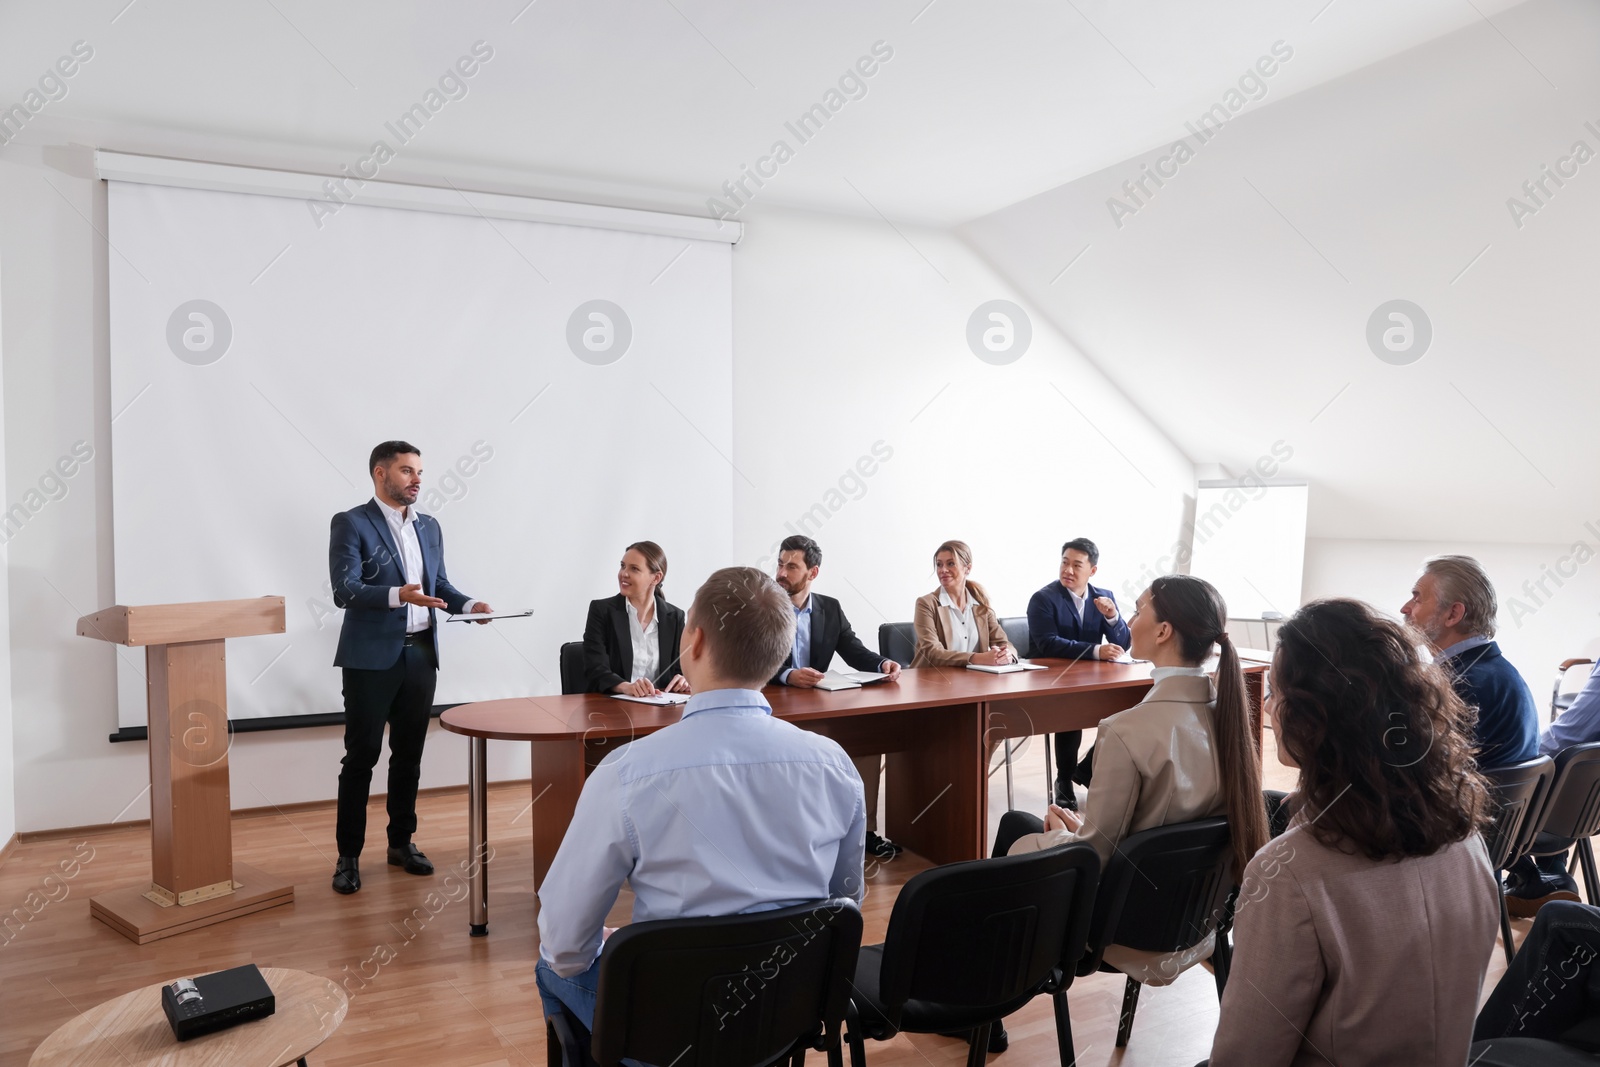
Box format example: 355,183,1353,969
559,641,586,695
1484,755,1558,964
845,842,1101,1067
546,899,863,1067
875,622,916,669
997,616,1031,659
1073,817,1237,1049
1468,1036,1600,1065
1521,743,1600,905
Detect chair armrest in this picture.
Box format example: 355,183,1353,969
1560,658,1595,671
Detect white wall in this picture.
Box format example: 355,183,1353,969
730,206,1195,628
0,145,529,833
0,165,1197,832
0,248,14,845
1304,537,1600,730
960,0,1600,546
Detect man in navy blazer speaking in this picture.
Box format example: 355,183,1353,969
1027,537,1131,809
328,440,492,894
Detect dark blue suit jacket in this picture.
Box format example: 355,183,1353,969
1026,581,1131,659
330,500,473,670
1445,640,1540,769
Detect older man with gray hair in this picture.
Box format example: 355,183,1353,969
1401,554,1540,771
1399,555,1564,909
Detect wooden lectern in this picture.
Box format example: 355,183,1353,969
77,597,294,944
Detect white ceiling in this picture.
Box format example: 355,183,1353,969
0,0,1532,226
7,0,1585,546
961,0,1596,543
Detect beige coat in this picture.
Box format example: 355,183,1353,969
1006,671,1226,984
1210,825,1497,1067
1006,672,1225,866
911,588,1010,668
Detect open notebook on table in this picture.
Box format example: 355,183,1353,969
814,671,892,691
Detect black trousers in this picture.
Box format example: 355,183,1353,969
993,810,1048,858
1474,899,1600,1043
336,637,438,857
1053,731,1083,792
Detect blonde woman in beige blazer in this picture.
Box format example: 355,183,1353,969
911,541,1015,668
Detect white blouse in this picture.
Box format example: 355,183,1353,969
938,587,981,654
625,598,659,682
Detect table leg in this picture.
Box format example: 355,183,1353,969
468,736,489,937
884,702,984,864
531,738,585,892
1245,670,1265,749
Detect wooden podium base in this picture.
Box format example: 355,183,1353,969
89,862,294,945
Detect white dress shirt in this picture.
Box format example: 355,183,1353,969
374,497,474,632
1151,664,1208,683
1067,585,1087,624
625,598,659,683
939,587,980,653
376,497,430,634
536,688,867,977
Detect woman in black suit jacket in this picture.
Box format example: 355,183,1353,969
582,541,689,696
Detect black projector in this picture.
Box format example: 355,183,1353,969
161,963,276,1040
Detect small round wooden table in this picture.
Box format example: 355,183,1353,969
31,967,347,1067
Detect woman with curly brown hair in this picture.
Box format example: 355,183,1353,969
1207,598,1499,1067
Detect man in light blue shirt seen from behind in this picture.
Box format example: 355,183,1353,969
535,565,867,1030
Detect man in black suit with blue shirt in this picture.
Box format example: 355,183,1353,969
771,534,904,859
1027,537,1130,809
328,440,492,894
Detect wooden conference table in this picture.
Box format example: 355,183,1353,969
439,658,1267,936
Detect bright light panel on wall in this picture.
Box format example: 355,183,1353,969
1187,482,1309,619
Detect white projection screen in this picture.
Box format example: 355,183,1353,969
1187,481,1309,620
107,179,733,728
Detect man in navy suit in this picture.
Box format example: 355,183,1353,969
771,534,904,859
1027,537,1131,808
328,440,492,894
1401,556,1550,912
1400,555,1539,771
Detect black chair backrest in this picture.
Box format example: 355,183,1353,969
1529,745,1600,844
874,842,1100,1027
998,616,1031,659
591,899,862,1067
1077,817,1235,976
1484,756,1557,870
878,622,916,666
559,641,586,695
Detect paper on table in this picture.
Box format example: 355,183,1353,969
444,608,535,622
814,671,888,691
966,661,1049,674
608,692,689,706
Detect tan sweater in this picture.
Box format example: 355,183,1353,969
1210,824,1498,1067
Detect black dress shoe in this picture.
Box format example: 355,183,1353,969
387,843,434,875
865,831,903,859
1053,781,1079,811
332,856,360,894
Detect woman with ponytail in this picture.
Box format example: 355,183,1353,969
995,574,1267,985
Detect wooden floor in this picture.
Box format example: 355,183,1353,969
0,726,1514,1067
